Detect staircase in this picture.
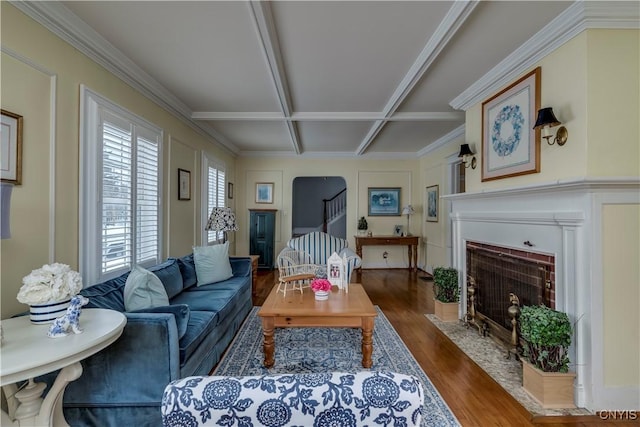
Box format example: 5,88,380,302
323,189,346,234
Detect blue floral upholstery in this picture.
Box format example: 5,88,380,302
161,371,423,427
283,231,362,283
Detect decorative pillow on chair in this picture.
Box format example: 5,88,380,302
123,265,170,311
193,241,233,286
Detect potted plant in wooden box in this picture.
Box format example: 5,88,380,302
433,267,459,322
519,304,575,408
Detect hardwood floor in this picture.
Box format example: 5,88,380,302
250,268,634,427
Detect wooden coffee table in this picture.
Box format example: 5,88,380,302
258,283,377,368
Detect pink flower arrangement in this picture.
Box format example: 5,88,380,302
311,278,332,292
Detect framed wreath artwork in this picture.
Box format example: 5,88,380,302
482,67,540,181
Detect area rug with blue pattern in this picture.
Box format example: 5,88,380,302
213,306,460,427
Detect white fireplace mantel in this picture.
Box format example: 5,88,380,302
443,177,640,412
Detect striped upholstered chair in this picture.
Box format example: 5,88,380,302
281,231,362,283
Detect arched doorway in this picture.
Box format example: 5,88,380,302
292,177,346,239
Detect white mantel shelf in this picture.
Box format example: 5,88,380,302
446,176,640,412
442,177,640,201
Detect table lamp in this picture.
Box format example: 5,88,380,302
205,207,238,243
401,205,415,236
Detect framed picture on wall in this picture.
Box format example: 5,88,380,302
228,182,234,199
482,67,541,181
1,109,23,185
426,185,438,222
256,182,274,204
368,187,401,216
178,168,191,200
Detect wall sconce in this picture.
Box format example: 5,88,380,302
458,143,476,169
533,107,568,146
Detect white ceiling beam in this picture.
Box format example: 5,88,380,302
248,1,302,154
193,111,464,122
192,112,286,121
355,0,478,155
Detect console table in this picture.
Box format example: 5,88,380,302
355,235,419,271
1,309,126,427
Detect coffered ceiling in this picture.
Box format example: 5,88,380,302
21,1,584,157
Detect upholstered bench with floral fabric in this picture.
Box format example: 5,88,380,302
161,371,424,426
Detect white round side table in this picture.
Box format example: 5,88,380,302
0,308,126,427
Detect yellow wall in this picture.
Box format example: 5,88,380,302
418,140,465,272
235,157,421,268
0,4,236,318
587,30,640,176
602,204,640,387
465,33,589,193
461,28,640,393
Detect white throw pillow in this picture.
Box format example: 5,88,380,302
193,241,233,286
124,265,170,311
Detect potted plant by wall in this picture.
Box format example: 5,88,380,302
433,267,459,322
519,304,575,408
357,216,368,236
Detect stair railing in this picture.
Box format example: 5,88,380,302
322,189,346,232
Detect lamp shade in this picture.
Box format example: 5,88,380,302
205,207,238,232
458,143,474,157
402,205,415,216
533,107,561,129
1,182,13,239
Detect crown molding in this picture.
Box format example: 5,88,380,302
10,0,240,155
417,124,465,157
451,1,640,111
443,177,640,201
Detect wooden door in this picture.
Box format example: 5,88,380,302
249,210,276,269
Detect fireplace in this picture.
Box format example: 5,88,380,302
465,241,555,347
445,178,640,411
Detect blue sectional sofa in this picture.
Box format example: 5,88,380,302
40,254,253,427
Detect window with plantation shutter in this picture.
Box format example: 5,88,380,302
80,86,163,285
202,154,226,244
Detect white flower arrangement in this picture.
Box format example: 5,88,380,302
17,263,83,305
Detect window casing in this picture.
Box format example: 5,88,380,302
80,86,163,286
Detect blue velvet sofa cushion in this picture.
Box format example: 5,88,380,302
149,258,183,299
178,310,218,362
171,277,249,324
175,254,197,289
130,304,190,339
80,272,129,311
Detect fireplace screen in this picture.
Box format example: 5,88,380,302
466,244,554,333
